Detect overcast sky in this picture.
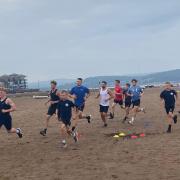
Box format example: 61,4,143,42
0,0,180,82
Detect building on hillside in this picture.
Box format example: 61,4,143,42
0,74,27,91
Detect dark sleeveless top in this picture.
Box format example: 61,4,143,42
50,89,59,102
0,98,11,117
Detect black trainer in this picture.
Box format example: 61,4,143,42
122,117,127,123
72,131,79,143
16,128,23,138
109,112,114,119
86,115,92,124
104,123,108,127
173,115,178,124
167,125,172,133
40,129,46,136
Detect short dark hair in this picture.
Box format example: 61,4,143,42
51,80,57,85
165,82,171,85
165,82,173,87
102,81,107,85
131,79,138,83
0,86,7,93
126,83,130,87
77,78,83,81
115,80,120,83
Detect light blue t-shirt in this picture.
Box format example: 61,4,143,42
128,86,143,102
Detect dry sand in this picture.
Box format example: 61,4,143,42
0,88,180,180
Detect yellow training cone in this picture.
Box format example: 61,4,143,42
113,135,119,138
119,133,126,137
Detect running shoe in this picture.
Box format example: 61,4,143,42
16,128,23,138
86,115,92,124
128,120,134,126
72,131,79,143
61,140,67,148
104,123,108,127
109,112,114,119
40,129,46,136
173,115,178,124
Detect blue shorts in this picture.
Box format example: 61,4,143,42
132,99,141,107
0,115,12,131
75,105,85,112
100,105,109,113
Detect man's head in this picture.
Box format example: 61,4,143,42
115,80,120,86
101,81,107,89
125,83,131,89
0,87,7,99
164,82,172,90
76,78,83,86
60,90,68,100
131,79,138,86
51,80,57,90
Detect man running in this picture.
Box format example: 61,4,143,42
56,90,78,148
96,81,114,127
128,79,145,125
0,87,23,138
70,78,92,134
109,80,124,119
160,82,178,133
40,80,60,136
122,83,132,123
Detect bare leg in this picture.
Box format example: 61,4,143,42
8,128,23,138
8,128,17,133
101,112,108,126
129,106,138,125
40,115,52,136
45,115,52,129
60,123,68,148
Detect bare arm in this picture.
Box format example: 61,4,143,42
108,90,114,100
96,92,100,99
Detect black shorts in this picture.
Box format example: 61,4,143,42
114,99,123,106
100,105,109,113
165,105,175,114
75,105,85,112
132,99,141,107
0,115,12,131
125,100,132,108
58,118,71,126
47,104,57,116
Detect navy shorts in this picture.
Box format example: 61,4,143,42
0,115,12,131
165,105,175,114
47,104,57,116
132,99,141,107
58,117,71,126
100,105,109,113
114,99,123,106
75,105,85,112
125,100,132,108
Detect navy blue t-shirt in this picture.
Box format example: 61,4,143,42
123,88,132,102
160,89,177,106
57,100,74,121
70,86,89,107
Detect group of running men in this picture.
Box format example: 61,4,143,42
0,78,179,148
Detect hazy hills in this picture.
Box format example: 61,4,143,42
28,69,180,90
